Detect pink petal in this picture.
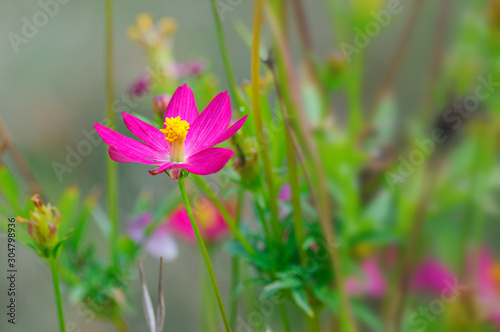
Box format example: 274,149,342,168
168,208,196,242
186,91,232,155
346,259,386,297
184,148,234,175
148,162,181,176
109,147,162,165
163,84,198,125
190,115,248,155
95,123,167,163
122,112,169,154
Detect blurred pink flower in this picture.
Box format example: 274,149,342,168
413,250,500,328
412,260,456,294
278,183,291,201
168,198,230,243
474,249,500,328
128,213,178,260
129,60,206,98
345,258,386,297
130,74,150,97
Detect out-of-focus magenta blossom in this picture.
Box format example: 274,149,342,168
474,249,500,327
128,213,178,260
345,258,386,297
94,84,248,180
168,198,229,243
130,74,150,97
413,250,500,328
129,60,206,98
175,59,206,77
278,183,291,201
412,260,456,294
278,183,292,219
153,93,171,113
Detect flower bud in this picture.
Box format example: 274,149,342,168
18,194,62,258
153,93,171,115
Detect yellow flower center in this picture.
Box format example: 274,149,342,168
160,116,189,142
160,116,190,162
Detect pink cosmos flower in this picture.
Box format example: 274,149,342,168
345,258,386,297
168,198,229,243
128,213,178,260
95,84,248,180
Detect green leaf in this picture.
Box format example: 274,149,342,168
352,301,384,332
260,278,301,300
68,192,98,251
291,288,314,318
57,186,81,234
0,166,21,212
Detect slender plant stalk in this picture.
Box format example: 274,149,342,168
388,163,442,332
265,5,357,331
251,0,280,239
229,190,244,329
112,316,131,332
202,247,220,332
191,175,255,255
366,0,424,123
178,177,232,332
279,304,291,332
105,0,119,263
208,0,246,110
49,258,66,332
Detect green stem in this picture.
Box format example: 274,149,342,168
208,0,247,110
49,258,66,332
279,304,291,332
229,190,244,329
201,247,220,332
178,177,232,332
105,0,119,263
112,315,131,332
191,175,255,255
251,0,280,240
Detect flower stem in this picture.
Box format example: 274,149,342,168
49,258,66,332
105,0,119,264
112,315,131,332
178,177,232,332
251,0,280,240
229,190,244,329
191,175,255,255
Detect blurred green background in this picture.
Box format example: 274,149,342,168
0,1,496,331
